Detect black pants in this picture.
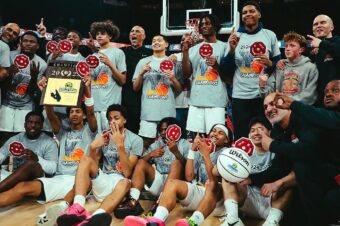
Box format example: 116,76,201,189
124,105,141,135
232,98,264,139
294,162,340,226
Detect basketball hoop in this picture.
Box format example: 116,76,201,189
185,18,200,42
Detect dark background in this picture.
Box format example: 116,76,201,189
0,0,339,44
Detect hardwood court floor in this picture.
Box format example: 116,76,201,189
0,199,264,226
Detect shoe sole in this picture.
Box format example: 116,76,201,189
114,207,144,219
124,216,148,226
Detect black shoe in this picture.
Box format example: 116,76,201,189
114,197,144,219
144,202,158,217
78,213,112,226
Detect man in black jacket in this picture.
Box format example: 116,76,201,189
121,25,152,134
308,15,340,106
273,80,340,225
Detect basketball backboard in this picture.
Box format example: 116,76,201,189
160,0,239,36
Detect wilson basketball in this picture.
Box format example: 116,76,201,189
217,147,251,183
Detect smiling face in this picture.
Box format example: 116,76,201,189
25,115,43,139
151,35,168,52
264,93,290,124
249,122,270,147
209,127,229,148
312,15,334,39
242,5,261,29
129,26,145,48
323,80,340,110
2,23,20,43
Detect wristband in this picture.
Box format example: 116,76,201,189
187,149,195,160
84,96,94,106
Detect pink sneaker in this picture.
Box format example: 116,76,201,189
57,203,90,226
124,216,165,226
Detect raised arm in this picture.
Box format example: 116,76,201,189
83,73,97,133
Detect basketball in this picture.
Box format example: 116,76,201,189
217,147,251,183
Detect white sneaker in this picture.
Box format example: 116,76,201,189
220,218,245,226
36,213,48,226
36,202,68,226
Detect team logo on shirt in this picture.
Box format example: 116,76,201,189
195,67,219,86
15,83,29,95
62,147,85,165
146,82,169,99
92,71,109,86
282,71,299,94
238,42,268,78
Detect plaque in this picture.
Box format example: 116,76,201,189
41,60,84,107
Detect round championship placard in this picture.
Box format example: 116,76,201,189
160,60,174,72
250,42,266,56
14,54,29,69
165,124,181,141
9,141,25,157
199,43,213,58
234,137,255,157
204,138,216,153
76,62,90,78
86,55,100,69
46,40,58,53
58,40,72,53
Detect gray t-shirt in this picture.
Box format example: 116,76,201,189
91,47,127,111
133,56,176,121
0,40,10,67
0,132,58,175
194,147,225,184
232,29,281,99
144,138,191,174
47,52,85,64
0,40,10,105
3,51,47,109
100,129,143,176
189,41,228,107
249,149,275,174
56,124,96,175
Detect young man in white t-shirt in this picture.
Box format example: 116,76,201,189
182,14,229,135
88,20,127,133
132,35,182,143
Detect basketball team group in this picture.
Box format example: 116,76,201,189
0,1,339,226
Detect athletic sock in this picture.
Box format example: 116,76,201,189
153,206,169,221
130,188,141,201
224,199,239,222
74,195,86,207
266,208,283,224
189,211,205,225
59,201,69,210
92,208,106,216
